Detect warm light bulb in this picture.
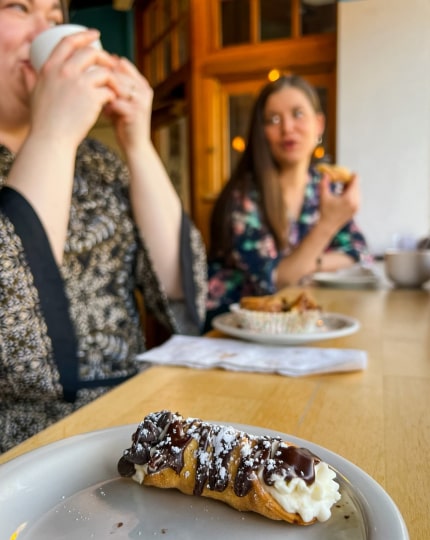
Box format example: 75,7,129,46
232,136,245,152
268,69,281,82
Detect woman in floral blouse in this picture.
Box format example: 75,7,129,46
206,75,370,327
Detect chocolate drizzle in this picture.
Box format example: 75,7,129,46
117,411,321,496
194,424,238,495
234,437,272,496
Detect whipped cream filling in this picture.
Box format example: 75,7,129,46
262,461,341,523
133,464,147,484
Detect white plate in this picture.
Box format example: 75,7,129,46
312,268,380,289
212,312,360,345
0,424,408,540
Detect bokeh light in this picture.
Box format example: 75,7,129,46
267,69,281,82
231,136,246,153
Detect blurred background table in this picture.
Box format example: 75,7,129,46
1,286,429,538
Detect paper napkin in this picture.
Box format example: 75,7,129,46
136,335,367,377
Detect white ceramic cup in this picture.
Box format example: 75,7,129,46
384,249,430,287
30,24,102,72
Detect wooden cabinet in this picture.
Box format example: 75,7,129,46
135,0,337,245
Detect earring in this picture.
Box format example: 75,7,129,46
313,135,325,160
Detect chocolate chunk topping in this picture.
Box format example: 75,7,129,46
117,455,137,477
263,445,319,487
117,411,321,496
234,437,272,497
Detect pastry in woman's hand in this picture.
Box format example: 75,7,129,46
315,163,353,183
117,410,341,525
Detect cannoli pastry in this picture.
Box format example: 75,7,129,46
117,410,341,525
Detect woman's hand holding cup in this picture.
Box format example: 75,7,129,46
29,24,102,72
27,25,119,146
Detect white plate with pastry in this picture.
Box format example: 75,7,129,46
0,423,408,539
212,312,360,345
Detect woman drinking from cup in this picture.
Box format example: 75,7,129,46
0,0,207,453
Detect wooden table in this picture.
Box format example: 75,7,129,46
1,286,429,538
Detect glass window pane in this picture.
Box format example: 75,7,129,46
163,35,172,77
221,0,250,47
148,3,158,44
178,20,189,66
150,45,161,85
260,0,292,41
228,93,255,173
178,0,189,15
156,117,190,212
301,0,336,36
161,0,171,32
149,50,156,84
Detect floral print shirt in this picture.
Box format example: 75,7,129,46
206,168,370,322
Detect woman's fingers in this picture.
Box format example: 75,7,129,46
110,57,153,103
319,171,361,230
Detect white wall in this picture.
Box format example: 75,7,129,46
337,0,430,255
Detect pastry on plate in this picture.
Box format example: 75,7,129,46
231,291,322,334
117,410,341,525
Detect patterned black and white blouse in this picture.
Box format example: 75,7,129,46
0,139,207,453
